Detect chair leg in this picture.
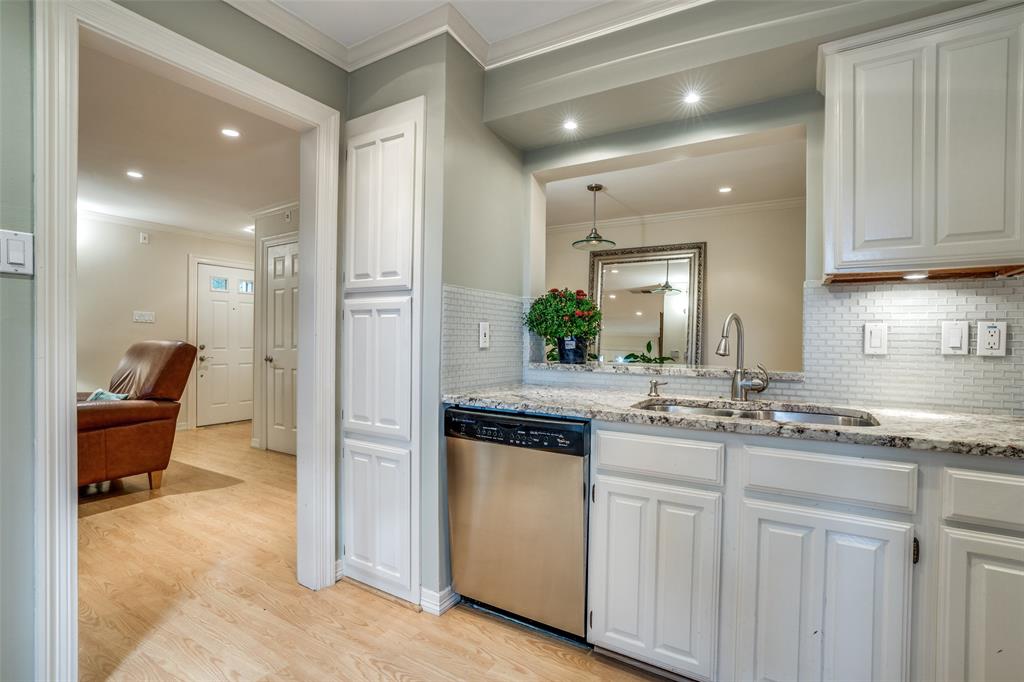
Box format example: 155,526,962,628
148,470,164,490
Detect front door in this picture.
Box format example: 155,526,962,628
265,241,298,454
196,263,255,426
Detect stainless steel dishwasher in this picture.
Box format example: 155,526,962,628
445,407,589,637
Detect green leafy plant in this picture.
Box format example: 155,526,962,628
622,340,674,364
525,288,602,342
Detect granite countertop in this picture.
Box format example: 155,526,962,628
527,362,804,382
443,384,1024,459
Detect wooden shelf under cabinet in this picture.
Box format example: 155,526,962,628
824,264,1024,285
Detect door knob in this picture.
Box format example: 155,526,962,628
198,344,206,350
265,355,274,363
199,355,209,362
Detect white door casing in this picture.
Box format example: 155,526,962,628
34,2,340,678
196,263,255,427
736,499,913,682
937,526,1024,682
588,474,722,681
264,241,298,454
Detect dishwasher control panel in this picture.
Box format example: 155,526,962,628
445,408,588,455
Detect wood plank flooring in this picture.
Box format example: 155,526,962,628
79,421,655,681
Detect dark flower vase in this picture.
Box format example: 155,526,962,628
557,336,588,364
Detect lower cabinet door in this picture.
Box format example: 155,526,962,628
736,499,913,682
937,527,1024,682
342,439,412,600
588,474,721,680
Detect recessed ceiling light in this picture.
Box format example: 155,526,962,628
126,170,143,179
683,91,701,105
635,311,643,316
610,269,619,274
563,119,578,131
718,186,732,193
221,128,241,138
608,294,616,299
243,225,255,233
903,272,928,280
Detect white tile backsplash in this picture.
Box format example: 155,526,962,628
444,279,1023,416
442,284,524,392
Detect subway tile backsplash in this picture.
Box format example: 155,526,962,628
441,284,524,392
444,279,1023,416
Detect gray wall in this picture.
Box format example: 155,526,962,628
442,37,525,297
0,2,35,678
346,35,449,592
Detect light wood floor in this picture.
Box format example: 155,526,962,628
79,421,655,681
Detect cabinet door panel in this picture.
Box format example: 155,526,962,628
343,446,375,573
936,21,1022,254
342,297,412,439
737,500,912,682
589,475,720,680
938,527,1024,682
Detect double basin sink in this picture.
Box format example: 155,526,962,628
632,399,879,428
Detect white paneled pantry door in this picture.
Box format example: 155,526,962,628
341,96,424,606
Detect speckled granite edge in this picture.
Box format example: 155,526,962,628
443,385,1024,459
527,362,804,382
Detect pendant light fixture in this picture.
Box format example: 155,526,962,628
651,259,682,296
572,183,616,250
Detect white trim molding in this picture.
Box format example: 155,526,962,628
225,0,716,71
420,586,461,616
35,2,341,679
546,197,807,233
78,209,253,245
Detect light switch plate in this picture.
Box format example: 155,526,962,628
977,321,1007,356
139,232,150,245
941,320,969,355
132,310,156,324
0,229,34,275
478,322,490,349
864,323,888,355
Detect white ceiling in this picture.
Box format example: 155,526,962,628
78,40,300,238
276,0,612,47
545,134,806,226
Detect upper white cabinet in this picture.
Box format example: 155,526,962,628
821,5,1024,274
344,120,418,291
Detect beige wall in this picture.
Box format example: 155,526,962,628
546,201,805,371
255,202,299,241
76,215,254,422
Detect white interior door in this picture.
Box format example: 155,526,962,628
196,263,255,426
265,241,299,455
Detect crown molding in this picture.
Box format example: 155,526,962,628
250,199,300,218
547,197,806,233
223,0,348,69
78,209,254,245
223,0,715,73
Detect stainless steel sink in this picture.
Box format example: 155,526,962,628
634,402,879,427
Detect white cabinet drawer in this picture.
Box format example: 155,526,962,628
942,468,1024,532
595,430,724,485
742,446,918,513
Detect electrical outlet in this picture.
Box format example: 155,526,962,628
977,321,1007,357
478,322,490,349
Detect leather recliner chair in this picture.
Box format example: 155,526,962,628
77,340,197,489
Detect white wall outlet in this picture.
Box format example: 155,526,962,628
283,209,292,223
0,229,34,275
132,310,155,324
977,321,1007,357
478,322,490,349
940,320,969,355
139,232,150,244
864,323,888,355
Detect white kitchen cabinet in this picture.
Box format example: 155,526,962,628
937,527,1024,682
735,499,913,682
588,474,721,681
342,439,413,599
342,297,412,439
344,120,418,291
822,5,1024,274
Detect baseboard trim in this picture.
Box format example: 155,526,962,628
176,421,190,431
420,585,460,616
250,438,261,449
